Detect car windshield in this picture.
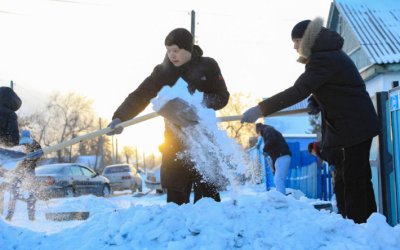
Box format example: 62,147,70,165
103,166,130,174
35,165,65,174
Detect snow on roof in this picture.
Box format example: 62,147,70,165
280,98,308,112
334,0,400,64
39,155,102,170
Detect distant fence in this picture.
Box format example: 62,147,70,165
248,140,333,200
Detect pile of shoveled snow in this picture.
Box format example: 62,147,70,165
1,189,399,250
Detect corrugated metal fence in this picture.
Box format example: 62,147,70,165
249,140,333,200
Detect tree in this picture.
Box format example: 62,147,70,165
306,113,321,140
122,146,134,164
218,93,262,149
20,92,97,162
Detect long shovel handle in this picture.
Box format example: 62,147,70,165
42,112,159,155
23,112,160,160
217,108,312,123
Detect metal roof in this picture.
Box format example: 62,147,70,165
334,0,400,64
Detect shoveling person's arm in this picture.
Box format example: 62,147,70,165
241,54,331,123
107,67,164,135
201,58,230,110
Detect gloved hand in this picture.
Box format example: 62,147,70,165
307,99,321,115
106,118,124,136
262,152,268,158
241,105,263,124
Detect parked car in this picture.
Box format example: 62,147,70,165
102,164,142,195
145,164,165,194
35,164,110,200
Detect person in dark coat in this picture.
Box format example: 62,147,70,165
256,123,291,195
0,86,21,216
6,131,41,220
107,28,230,205
5,130,42,221
242,17,380,223
308,141,346,218
0,87,21,147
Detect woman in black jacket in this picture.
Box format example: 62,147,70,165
242,17,379,224
107,28,230,205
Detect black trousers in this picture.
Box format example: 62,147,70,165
332,163,346,218
167,178,221,205
342,139,377,224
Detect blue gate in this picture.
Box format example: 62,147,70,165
251,139,332,200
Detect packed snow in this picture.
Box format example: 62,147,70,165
1,183,400,250
1,78,400,249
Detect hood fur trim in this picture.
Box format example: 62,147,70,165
297,17,324,61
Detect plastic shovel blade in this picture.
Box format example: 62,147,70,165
0,148,27,159
157,98,200,127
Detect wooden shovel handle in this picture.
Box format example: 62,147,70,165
42,112,159,155
217,108,312,123
40,107,311,156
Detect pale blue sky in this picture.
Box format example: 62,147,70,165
0,0,333,154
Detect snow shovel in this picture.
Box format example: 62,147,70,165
0,112,160,166
133,184,161,198
0,148,27,159
157,98,199,127
158,97,312,126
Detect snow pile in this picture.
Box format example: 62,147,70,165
1,189,400,250
151,78,257,199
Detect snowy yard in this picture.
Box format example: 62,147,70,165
1,182,400,250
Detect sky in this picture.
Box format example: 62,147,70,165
0,0,333,156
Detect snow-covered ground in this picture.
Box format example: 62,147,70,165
2,79,399,249
1,182,400,250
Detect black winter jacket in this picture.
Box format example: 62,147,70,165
259,124,292,165
258,17,379,163
112,46,230,189
0,87,21,147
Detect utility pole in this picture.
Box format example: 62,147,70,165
112,136,115,164
135,147,139,172
99,118,104,170
143,152,146,173
191,10,196,38
10,81,13,90
116,139,119,163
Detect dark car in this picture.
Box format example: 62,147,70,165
102,164,142,195
35,164,111,200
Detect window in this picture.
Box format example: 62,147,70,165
35,165,65,174
70,166,83,176
103,165,130,174
81,167,94,177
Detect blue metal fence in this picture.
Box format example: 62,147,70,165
250,139,333,200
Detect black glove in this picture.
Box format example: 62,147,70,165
307,99,321,115
262,152,268,158
241,105,263,124
106,118,124,136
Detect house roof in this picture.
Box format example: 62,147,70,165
333,0,400,64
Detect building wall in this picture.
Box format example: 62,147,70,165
366,72,400,96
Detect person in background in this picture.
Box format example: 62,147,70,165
5,130,41,221
308,141,346,218
107,28,230,205
0,86,21,216
0,86,21,147
242,17,379,224
256,123,292,195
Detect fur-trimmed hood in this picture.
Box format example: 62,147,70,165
0,86,21,111
297,17,344,63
